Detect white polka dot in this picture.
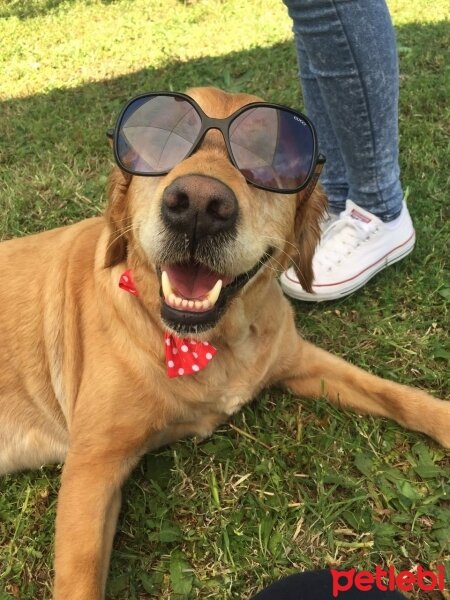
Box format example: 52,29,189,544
192,364,200,372
172,348,178,354
192,352,198,359
205,352,212,360
165,338,171,346
168,360,174,368
190,340,196,345
181,344,188,352
203,341,209,346
178,368,184,375
123,275,129,282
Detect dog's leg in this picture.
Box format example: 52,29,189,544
281,337,450,447
53,452,137,600
100,486,123,594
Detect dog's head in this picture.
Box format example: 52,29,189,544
105,87,327,334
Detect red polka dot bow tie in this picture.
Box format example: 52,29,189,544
119,269,217,378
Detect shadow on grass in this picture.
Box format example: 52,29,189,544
1,17,448,163
0,20,448,236
0,41,301,235
0,39,299,153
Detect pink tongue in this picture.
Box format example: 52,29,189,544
163,263,231,299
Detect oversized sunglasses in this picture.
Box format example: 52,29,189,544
109,92,325,194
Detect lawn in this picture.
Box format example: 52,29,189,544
0,0,449,598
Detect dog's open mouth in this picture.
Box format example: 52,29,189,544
159,251,272,333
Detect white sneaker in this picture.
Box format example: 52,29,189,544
320,210,339,232
280,199,416,301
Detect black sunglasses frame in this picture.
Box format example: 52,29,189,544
108,91,326,195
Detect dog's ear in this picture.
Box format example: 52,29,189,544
104,167,132,268
292,183,328,293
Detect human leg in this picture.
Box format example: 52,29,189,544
292,32,349,213
283,0,404,221
280,0,415,301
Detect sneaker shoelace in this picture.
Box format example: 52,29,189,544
315,215,379,272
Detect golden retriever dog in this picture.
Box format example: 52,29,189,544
0,87,449,599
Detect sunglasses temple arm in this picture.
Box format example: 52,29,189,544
300,154,326,203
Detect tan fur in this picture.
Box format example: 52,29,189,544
0,87,448,599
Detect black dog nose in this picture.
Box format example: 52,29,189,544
161,175,238,239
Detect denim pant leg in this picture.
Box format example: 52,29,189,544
293,33,349,212
282,0,404,221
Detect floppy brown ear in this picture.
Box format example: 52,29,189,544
104,167,132,268
292,183,328,293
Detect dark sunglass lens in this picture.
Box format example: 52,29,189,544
117,95,202,173
229,106,315,191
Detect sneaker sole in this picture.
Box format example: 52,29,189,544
280,231,416,302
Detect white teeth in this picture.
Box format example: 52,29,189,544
206,279,222,306
161,270,223,312
161,271,173,299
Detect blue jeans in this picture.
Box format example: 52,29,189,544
282,0,403,221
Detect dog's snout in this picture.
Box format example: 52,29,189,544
161,175,238,239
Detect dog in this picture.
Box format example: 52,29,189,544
0,87,449,599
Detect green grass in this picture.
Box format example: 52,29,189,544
0,0,449,598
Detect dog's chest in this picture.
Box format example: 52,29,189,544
155,346,267,447
175,386,255,446
152,309,283,448
147,384,256,452
216,389,252,416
